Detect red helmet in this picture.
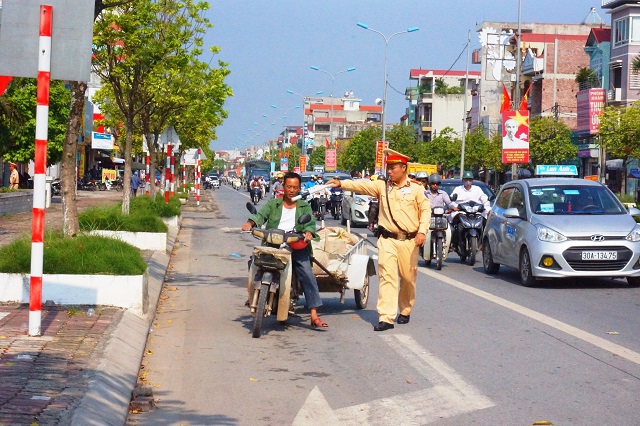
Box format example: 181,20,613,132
288,239,309,250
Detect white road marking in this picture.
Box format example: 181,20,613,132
0,312,9,321
293,334,494,426
419,267,640,365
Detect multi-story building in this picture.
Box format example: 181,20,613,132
304,93,382,153
602,0,640,106
406,69,480,142
471,20,597,137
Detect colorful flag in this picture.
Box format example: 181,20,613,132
334,139,339,150
325,138,330,149
0,76,13,95
278,150,282,159
519,85,531,111
500,84,511,113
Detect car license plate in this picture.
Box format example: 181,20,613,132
581,251,617,261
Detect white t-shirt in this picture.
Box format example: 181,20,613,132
278,206,296,231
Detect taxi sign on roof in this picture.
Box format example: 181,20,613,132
535,165,578,176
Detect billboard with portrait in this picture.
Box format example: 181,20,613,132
501,110,529,164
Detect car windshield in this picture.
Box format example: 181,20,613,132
528,185,626,215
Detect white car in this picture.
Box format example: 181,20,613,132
483,178,640,287
341,184,373,226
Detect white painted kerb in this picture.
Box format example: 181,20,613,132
0,273,148,316
89,230,167,251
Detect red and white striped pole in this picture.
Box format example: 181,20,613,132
196,148,201,206
170,148,175,196
164,142,171,203
182,157,186,193
29,5,52,336
145,151,150,195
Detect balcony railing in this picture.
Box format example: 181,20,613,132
602,0,631,7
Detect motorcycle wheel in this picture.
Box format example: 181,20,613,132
252,284,270,338
354,274,369,309
467,236,478,266
435,237,443,270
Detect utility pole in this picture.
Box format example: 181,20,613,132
512,0,523,181
460,30,471,176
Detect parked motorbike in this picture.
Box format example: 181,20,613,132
51,178,61,196
250,186,262,205
420,206,450,270
245,202,311,338
450,195,485,266
328,188,344,220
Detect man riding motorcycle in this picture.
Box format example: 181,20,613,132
423,173,453,258
250,176,263,203
449,171,490,249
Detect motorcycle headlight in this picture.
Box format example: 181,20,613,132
536,225,567,243
625,224,640,242
433,206,445,215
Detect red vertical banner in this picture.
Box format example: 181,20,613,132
375,140,389,174
325,149,337,171
501,110,530,164
299,155,307,172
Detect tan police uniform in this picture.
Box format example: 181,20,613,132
9,163,19,190
339,153,430,325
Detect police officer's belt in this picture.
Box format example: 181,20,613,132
378,226,417,241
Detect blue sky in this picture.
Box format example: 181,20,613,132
204,1,608,151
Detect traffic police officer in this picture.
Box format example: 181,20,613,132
327,149,430,331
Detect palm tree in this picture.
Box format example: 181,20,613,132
575,66,600,90
632,54,640,73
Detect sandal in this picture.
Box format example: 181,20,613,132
311,317,328,328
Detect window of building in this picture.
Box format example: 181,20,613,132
630,69,640,90
632,16,640,42
614,17,630,47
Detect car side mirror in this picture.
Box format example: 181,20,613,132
629,207,640,216
503,207,524,219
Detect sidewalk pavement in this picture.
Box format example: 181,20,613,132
0,190,211,425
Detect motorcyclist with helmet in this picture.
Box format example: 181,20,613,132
424,173,453,258
241,171,327,328
272,172,285,198
449,171,490,248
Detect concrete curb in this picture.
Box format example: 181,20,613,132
70,227,177,425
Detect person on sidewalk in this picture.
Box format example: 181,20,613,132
241,171,328,329
130,171,143,197
327,149,430,331
8,162,19,190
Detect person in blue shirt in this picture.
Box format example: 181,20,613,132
130,172,143,197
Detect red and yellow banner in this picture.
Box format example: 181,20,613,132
375,141,388,174
501,110,529,164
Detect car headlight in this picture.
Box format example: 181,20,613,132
626,224,640,242
536,225,566,243
354,197,367,206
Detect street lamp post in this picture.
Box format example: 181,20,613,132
287,89,324,151
357,22,419,143
309,66,356,146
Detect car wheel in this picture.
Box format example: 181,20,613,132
627,276,640,287
519,248,538,287
482,239,500,274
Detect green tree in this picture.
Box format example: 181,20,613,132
309,146,327,169
339,127,379,173
417,127,461,174
385,124,418,159
0,78,70,164
528,117,577,167
93,0,218,214
463,127,501,181
598,102,640,194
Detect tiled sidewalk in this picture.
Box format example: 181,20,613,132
0,305,123,425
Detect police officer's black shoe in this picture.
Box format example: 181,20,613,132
373,321,394,331
397,314,410,324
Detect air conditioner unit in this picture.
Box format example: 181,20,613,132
607,88,621,102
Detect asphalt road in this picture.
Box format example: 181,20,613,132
127,183,640,426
